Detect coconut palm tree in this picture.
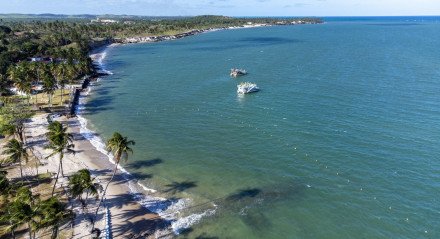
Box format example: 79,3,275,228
45,121,75,196
41,70,57,107
0,106,28,143
2,139,29,180
93,132,135,227
58,63,68,106
76,59,92,76
34,196,72,239
65,60,78,85
50,63,67,106
68,169,99,208
29,62,40,105
8,65,32,105
0,170,9,194
0,74,9,96
0,187,38,239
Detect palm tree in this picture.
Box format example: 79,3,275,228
35,196,72,239
76,59,92,76
45,121,75,196
41,70,57,107
68,169,99,208
93,132,135,227
0,170,9,194
51,63,67,106
0,106,28,143
29,62,41,105
2,139,29,179
65,60,78,85
8,65,32,105
0,74,9,96
0,187,37,239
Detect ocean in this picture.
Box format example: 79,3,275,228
80,17,440,238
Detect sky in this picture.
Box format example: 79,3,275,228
1,0,440,16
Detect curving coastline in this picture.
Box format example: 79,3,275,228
103,20,322,45
72,20,323,237
76,47,217,237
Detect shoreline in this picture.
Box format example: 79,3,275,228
74,47,213,237
60,22,318,237
97,21,321,46
20,112,171,238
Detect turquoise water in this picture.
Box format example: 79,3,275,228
83,18,440,238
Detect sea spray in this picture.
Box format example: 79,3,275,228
76,47,216,235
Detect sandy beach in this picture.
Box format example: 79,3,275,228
12,112,173,238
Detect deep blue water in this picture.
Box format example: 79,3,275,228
83,17,440,238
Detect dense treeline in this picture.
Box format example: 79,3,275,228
0,15,322,237
0,15,321,97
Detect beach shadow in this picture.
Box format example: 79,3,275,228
179,228,219,239
163,181,197,194
127,158,163,168
110,202,171,238
89,168,113,176
195,233,220,239
111,171,153,187
129,171,153,180
26,139,48,147
8,173,52,188
226,188,261,202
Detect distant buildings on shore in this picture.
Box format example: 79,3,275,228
91,18,119,24
90,18,135,25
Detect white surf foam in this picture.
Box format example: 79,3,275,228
76,47,215,236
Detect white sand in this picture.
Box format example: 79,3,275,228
2,113,172,238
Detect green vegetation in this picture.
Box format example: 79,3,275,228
0,184,73,238
0,15,321,105
68,169,100,209
45,121,75,195
0,14,323,237
2,139,29,179
93,132,135,228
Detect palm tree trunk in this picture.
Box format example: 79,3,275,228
35,159,39,176
52,160,62,196
19,161,23,179
60,87,64,106
92,163,118,230
51,226,59,239
60,153,64,177
84,191,90,209
28,222,32,239
9,208,16,239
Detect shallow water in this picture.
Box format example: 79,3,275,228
82,17,440,238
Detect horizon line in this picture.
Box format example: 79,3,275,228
0,13,440,18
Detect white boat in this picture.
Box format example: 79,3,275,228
230,68,247,77
237,82,260,94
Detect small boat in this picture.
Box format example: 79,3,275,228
237,82,260,94
230,68,247,77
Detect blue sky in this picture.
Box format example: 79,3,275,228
1,0,440,16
